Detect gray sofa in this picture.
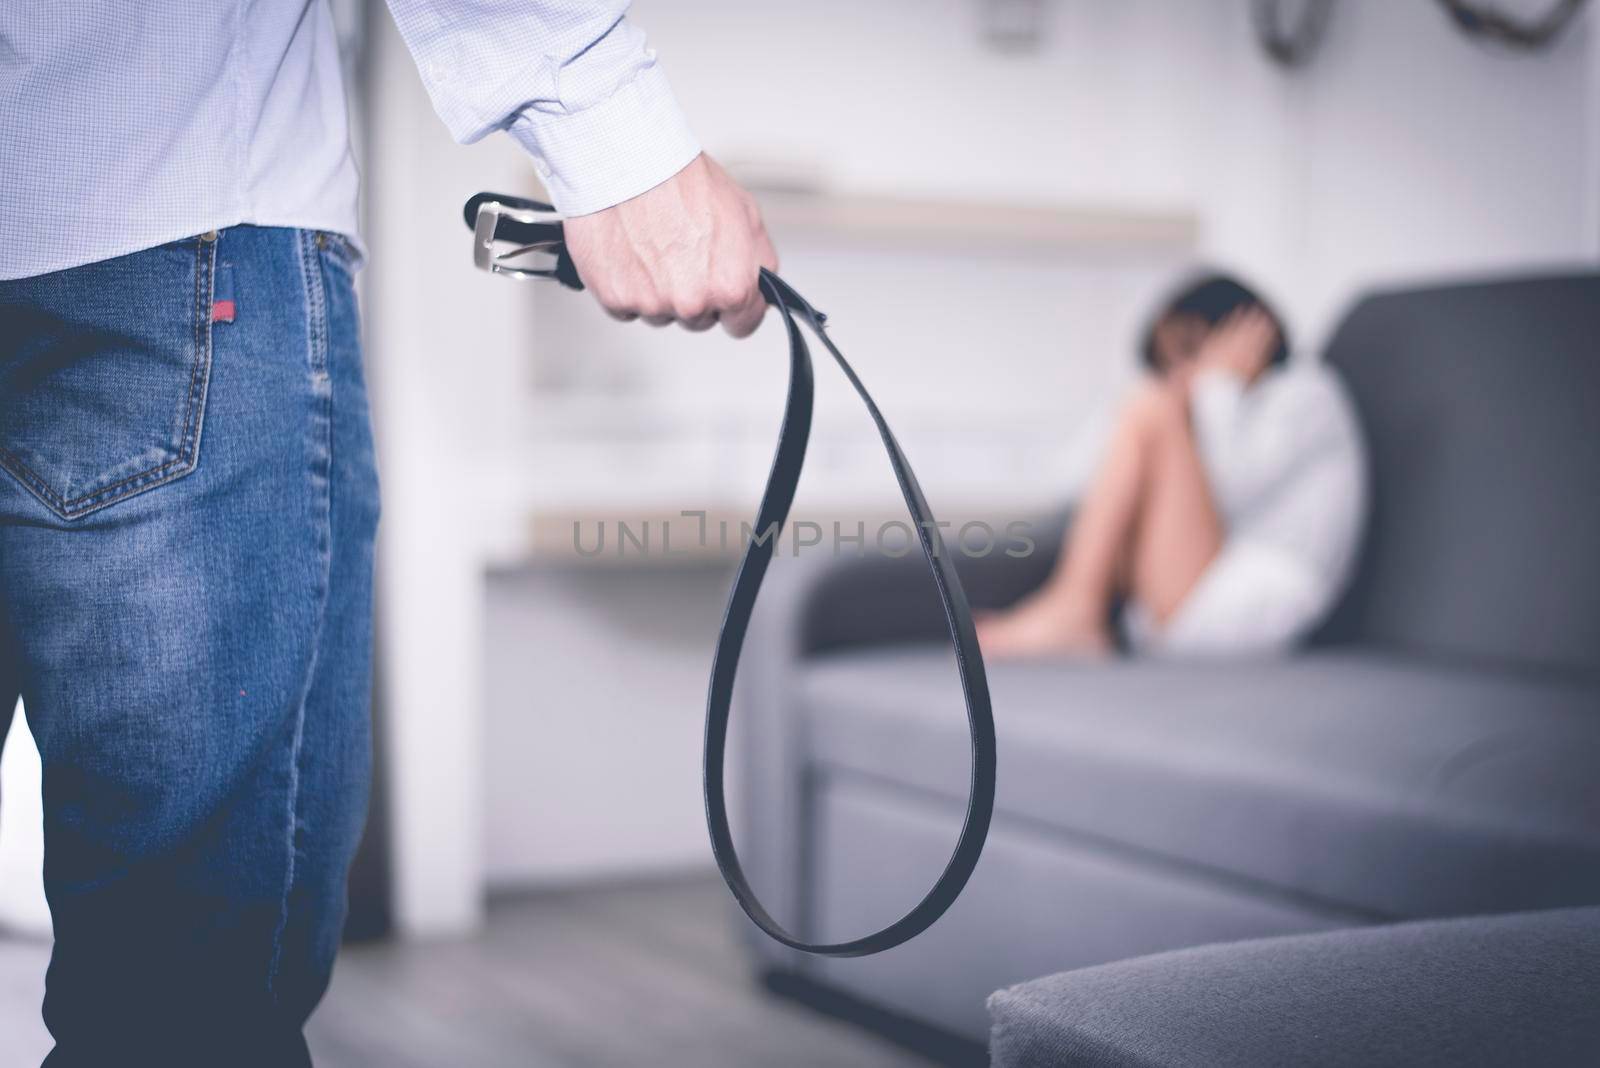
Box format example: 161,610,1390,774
988,905,1600,1067
731,273,1600,1051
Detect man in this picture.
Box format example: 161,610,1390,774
0,2,775,1064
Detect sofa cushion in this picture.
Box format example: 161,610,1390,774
1318,274,1600,675
987,906,1600,1068
799,647,1600,920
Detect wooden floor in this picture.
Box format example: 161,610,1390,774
0,875,944,1068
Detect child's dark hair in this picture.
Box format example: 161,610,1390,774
1139,272,1290,371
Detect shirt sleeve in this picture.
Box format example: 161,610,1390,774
1188,366,1340,516
384,1,702,216
1186,366,1251,502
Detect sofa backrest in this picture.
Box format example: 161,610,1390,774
1316,273,1600,678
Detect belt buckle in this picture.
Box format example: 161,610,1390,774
469,196,568,281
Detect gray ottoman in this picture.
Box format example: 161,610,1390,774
988,907,1600,1067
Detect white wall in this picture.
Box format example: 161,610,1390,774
480,561,738,889
643,0,1597,346
1235,0,1598,345
361,0,1598,935
0,707,49,934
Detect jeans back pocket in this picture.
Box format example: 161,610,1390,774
0,235,217,520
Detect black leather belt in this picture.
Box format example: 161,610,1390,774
464,193,996,957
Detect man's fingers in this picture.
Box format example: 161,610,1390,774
600,283,749,332
756,224,779,274
720,284,767,339
717,229,775,339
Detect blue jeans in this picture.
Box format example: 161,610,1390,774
0,226,379,1066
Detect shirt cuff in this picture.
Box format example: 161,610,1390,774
507,61,701,217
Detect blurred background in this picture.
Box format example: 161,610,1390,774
3,1,1597,1065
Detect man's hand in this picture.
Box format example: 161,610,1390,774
561,153,778,338
1194,305,1279,383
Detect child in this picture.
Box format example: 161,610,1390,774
977,274,1366,658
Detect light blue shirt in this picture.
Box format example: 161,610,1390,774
0,1,700,280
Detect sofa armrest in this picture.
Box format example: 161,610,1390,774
798,510,1069,656
988,907,1600,1068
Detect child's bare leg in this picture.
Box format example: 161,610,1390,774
979,382,1180,656
1126,387,1225,624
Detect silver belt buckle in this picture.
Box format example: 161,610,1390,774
471,198,567,281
